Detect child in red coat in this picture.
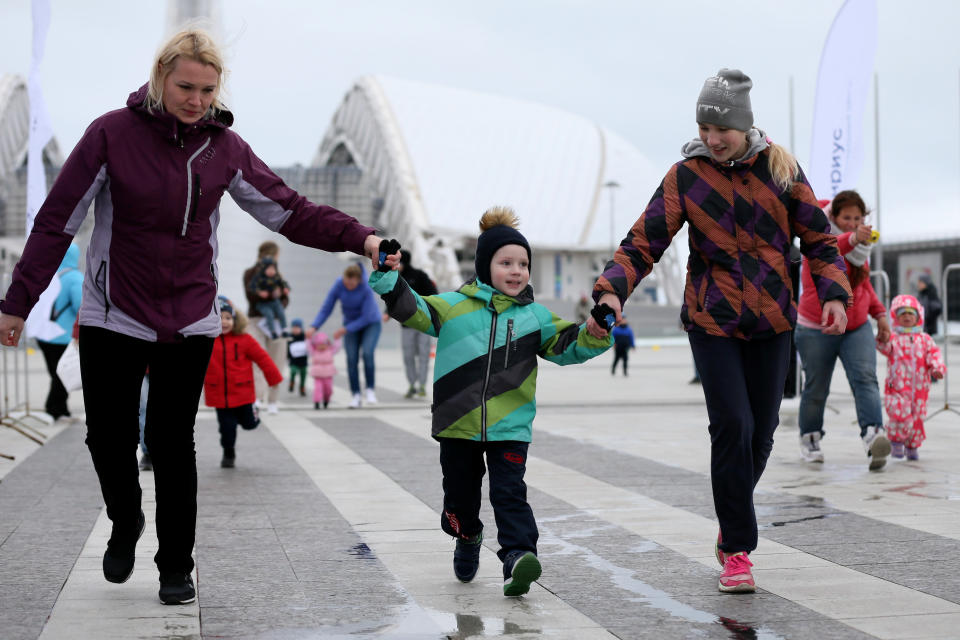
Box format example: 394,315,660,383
204,297,283,468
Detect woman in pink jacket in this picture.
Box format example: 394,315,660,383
308,331,342,409
795,190,891,470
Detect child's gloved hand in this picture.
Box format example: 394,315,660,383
378,239,401,272
590,303,616,330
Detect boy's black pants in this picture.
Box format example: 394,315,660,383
438,438,538,563
216,404,260,449
79,326,213,575
689,330,791,555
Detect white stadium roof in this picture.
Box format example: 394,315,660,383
315,75,666,251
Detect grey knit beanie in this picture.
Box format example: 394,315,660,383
696,69,753,131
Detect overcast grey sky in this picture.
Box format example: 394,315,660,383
1,0,958,240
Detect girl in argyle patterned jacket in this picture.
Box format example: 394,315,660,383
588,69,852,596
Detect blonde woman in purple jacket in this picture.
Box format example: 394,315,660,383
0,28,397,605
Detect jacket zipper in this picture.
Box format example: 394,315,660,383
94,260,110,322
479,308,499,442
181,138,211,236
504,319,514,369
221,335,229,408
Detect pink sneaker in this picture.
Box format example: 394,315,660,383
719,552,756,593
715,529,727,567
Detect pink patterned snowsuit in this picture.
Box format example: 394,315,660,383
876,295,946,448
308,332,341,405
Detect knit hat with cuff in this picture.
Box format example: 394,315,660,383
696,69,754,131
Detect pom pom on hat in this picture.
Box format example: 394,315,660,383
474,206,531,287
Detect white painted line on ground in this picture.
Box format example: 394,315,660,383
37,459,201,640
266,412,618,640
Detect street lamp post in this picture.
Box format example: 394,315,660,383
604,180,620,256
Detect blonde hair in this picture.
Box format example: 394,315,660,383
766,139,799,193
479,206,520,232
343,264,362,279
145,28,227,115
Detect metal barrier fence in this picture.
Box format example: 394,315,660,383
0,271,49,460
926,263,960,422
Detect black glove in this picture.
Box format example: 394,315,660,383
378,239,401,273
590,302,616,330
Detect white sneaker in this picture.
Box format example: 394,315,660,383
799,432,824,463
365,388,378,404
348,393,362,409
862,426,891,471
267,403,279,415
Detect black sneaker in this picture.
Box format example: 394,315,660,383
159,572,196,605
221,448,235,468
502,550,541,596
453,532,483,582
139,452,153,471
103,510,145,583
314,402,320,410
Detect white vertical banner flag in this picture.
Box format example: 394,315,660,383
808,0,878,200
26,0,54,237
24,0,63,342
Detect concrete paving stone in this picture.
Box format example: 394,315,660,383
793,538,960,566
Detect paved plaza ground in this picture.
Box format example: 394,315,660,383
2,337,960,639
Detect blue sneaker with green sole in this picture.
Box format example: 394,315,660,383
502,550,541,596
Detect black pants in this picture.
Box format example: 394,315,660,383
216,404,260,449
36,340,70,419
438,438,538,563
611,346,629,375
79,326,213,574
689,330,791,555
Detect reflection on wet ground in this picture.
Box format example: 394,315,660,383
537,518,786,640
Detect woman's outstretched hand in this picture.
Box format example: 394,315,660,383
586,293,621,338
0,313,25,347
364,235,401,272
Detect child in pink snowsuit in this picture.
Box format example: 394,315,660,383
877,294,946,460
308,331,341,409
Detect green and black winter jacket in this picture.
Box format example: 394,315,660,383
370,270,612,442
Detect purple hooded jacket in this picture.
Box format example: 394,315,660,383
1,85,375,342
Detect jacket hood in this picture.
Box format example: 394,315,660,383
59,243,80,272
126,83,235,139
890,294,924,326
681,127,769,165
460,278,534,311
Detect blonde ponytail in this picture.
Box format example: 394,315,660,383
766,140,799,192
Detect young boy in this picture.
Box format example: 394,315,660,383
370,207,611,597
286,319,308,396
877,294,946,460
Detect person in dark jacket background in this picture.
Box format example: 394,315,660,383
588,69,851,595
610,317,635,376
0,28,398,606
398,249,438,397
916,274,942,336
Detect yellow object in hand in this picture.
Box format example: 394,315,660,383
869,229,880,243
